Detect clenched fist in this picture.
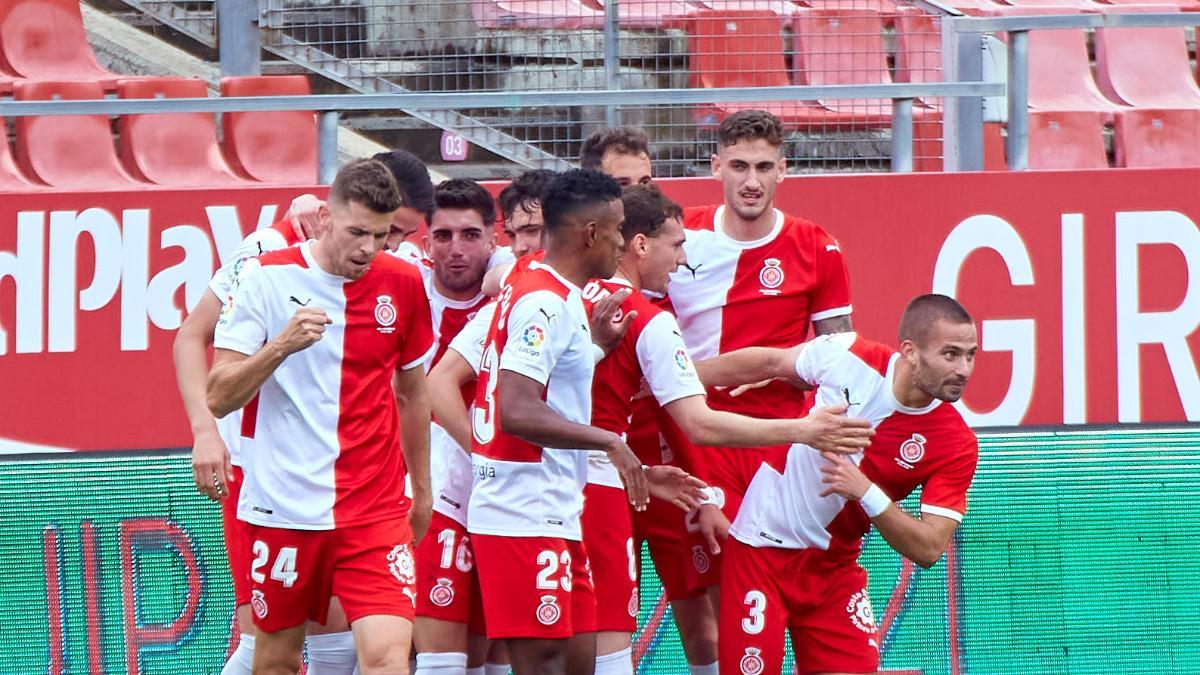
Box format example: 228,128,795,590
275,307,332,356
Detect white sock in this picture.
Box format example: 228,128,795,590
483,665,509,675
221,633,255,675
595,647,633,675
689,663,719,675
415,651,468,675
306,631,358,674
466,668,486,675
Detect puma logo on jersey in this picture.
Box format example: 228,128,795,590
681,262,703,278
538,308,557,321
289,295,311,306
843,388,861,407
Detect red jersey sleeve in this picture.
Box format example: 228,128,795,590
808,225,853,322
397,269,436,370
919,434,979,522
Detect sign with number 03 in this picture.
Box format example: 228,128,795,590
440,131,469,162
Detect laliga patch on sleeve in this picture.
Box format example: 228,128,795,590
516,323,547,358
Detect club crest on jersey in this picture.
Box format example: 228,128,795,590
251,589,268,619
758,258,784,295
387,543,415,585
846,590,877,634
430,577,455,607
740,647,765,675
896,433,927,469
691,544,711,574
536,595,561,625
628,588,639,618
375,295,397,333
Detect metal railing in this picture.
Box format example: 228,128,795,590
0,81,1002,182
943,11,1200,171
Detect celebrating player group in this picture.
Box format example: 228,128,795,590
173,110,981,675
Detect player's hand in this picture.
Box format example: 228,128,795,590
408,492,433,546
606,439,650,511
697,504,730,555
819,452,873,499
630,378,652,401
645,465,706,511
590,288,637,356
191,428,233,502
800,404,874,455
274,307,332,355
287,193,326,239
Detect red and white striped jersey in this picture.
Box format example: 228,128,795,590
582,277,705,488
730,333,978,556
214,241,436,530
670,205,852,420
468,261,595,540
207,219,303,467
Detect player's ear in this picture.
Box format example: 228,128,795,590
776,156,787,183
899,339,919,365
318,204,332,233
422,234,431,256
710,153,721,179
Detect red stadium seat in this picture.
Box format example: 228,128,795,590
791,9,895,125
117,78,248,187
220,75,318,185
983,6,1125,119
911,117,1008,171
1026,110,1109,169
0,0,123,89
583,0,701,28
702,0,806,16
997,0,1101,8
1094,0,1200,9
0,131,42,190
1094,5,1200,108
894,7,947,111
13,80,142,189
938,0,1006,13
472,0,604,29
686,10,834,126
1113,108,1200,167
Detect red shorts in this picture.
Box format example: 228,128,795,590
682,444,788,591
718,539,879,675
415,511,485,634
582,483,638,632
631,495,705,602
221,465,252,606
472,534,597,640
245,517,417,633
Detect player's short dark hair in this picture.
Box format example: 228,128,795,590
620,184,682,241
371,150,435,220
717,110,785,148
579,127,650,171
898,294,974,346
329,159,402,214
542,169,622,233
434,178,496,227
498,169,557,222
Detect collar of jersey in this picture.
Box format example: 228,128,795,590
605,275,634,289
712,205,785,249
300,240,348,285
426,272,486,310
529,259,582,292
883,353,942,416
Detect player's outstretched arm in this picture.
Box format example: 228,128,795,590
427,349,477,455
395,365,433,545
663,396,873,455
818,452,958,568
173,290,233,501
692,346,803,390
207,307,331,417
481,262,512,297
498,370,650,509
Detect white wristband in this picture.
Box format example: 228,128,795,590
698,486,726,509
858,483,892,518
592,343,607,364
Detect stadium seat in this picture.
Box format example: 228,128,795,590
702,0,807,16
1026,110,1109,169
894,7,943,107
791,10,896,125
13,80,142,189
1094,5,1200,108
0,0,123,89
472,0,604,29
0,131,42,190
997,0,1101,8
983,6,1125,119
117,78,248,187
1113,108,1200,167
938,0,1006,13
686,10,835,126
911,117,1008,171
582,0,702,28
220,75,318,185
1094,0,1200,9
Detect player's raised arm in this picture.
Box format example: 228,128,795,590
692,345,802,389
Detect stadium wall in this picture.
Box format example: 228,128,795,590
1,169,1198,671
